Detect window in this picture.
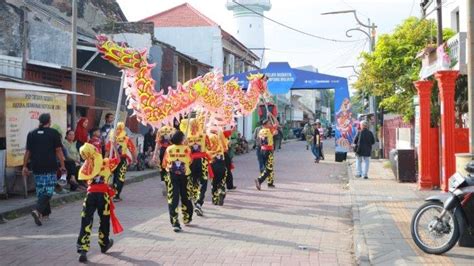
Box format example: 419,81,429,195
456,10,460,32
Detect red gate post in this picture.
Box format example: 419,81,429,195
414,80,434,190
435,70,459,192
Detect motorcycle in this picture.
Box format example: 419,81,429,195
411,162,474,254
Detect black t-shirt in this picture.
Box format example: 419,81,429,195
26,127,62,173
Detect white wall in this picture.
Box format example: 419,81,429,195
425,0,467,32
233,14,265,60
154,26,223,70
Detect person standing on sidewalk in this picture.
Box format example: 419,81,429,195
302,122,314,150
316,121,325,160
22,113,66,226
255,119,277,190
311,122,322,163
162,130,194,232
353,120,375,179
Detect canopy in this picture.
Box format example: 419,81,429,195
224,62,355,153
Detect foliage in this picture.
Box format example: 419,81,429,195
353,17,455,121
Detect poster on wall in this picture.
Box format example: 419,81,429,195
5,90,67,167
334,96,356,153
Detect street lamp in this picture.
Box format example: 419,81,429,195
322,9,380,157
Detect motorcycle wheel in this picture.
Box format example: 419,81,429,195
410,201,459,254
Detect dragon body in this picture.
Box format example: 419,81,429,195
96,35,270,130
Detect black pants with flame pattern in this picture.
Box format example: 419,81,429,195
211,158,226,205
113,158,128,198
190,158,209,206
167,173,193,227
76,192,111,253
257,150,274,185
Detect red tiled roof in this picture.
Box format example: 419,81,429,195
140,3,218,27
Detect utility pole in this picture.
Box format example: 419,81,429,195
322,10,378,156
468,0,474,153
71,0,78,130
436,0,443,46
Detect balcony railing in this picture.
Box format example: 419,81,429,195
418,32,467,79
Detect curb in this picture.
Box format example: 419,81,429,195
0,170,159,223
346,160,371,266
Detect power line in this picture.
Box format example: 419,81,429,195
319,38,368,72
408,0,416,17
231,0,364,43
339,0,370,19
268,40,365,54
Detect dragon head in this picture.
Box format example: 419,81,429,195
248,73,270,99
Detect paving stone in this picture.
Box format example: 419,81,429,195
0,140,353,265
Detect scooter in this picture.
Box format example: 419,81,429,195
411,162,474,254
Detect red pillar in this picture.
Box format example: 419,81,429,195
435,70,459,192
414,80,434,190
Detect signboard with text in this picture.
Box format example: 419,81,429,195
5,90,67,167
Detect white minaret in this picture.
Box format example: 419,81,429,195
226,0,271,67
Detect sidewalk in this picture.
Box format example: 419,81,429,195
0,169,158,223
348,154,474,265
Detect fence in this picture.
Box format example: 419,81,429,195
382,116,413,158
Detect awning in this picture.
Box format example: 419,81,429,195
0,75,89,96
75,104,109,110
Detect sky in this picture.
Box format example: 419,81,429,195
116,0,421,87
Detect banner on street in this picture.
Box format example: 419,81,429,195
5,90,67,167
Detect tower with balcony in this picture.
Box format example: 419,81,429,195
226,0,271,67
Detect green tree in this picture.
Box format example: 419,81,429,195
353,17,454,121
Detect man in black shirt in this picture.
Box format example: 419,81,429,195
22,113,66,226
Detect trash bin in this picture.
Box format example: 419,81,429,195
397,149,416,182
389,149,416,182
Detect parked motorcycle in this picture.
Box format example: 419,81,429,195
411,162,474,254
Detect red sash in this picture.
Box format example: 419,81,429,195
87,184,123,234
261,145,274,151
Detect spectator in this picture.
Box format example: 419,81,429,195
100,113,114,155
74,117,89,150
302,122,314,150
353,120,375,179
316,122,325,160
326,125,333,139
88,127,102,154
235,133,249,154
143,127,156,153
63,130,84,191
22,113,66,226
273,124,283,151
311,122,322,163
